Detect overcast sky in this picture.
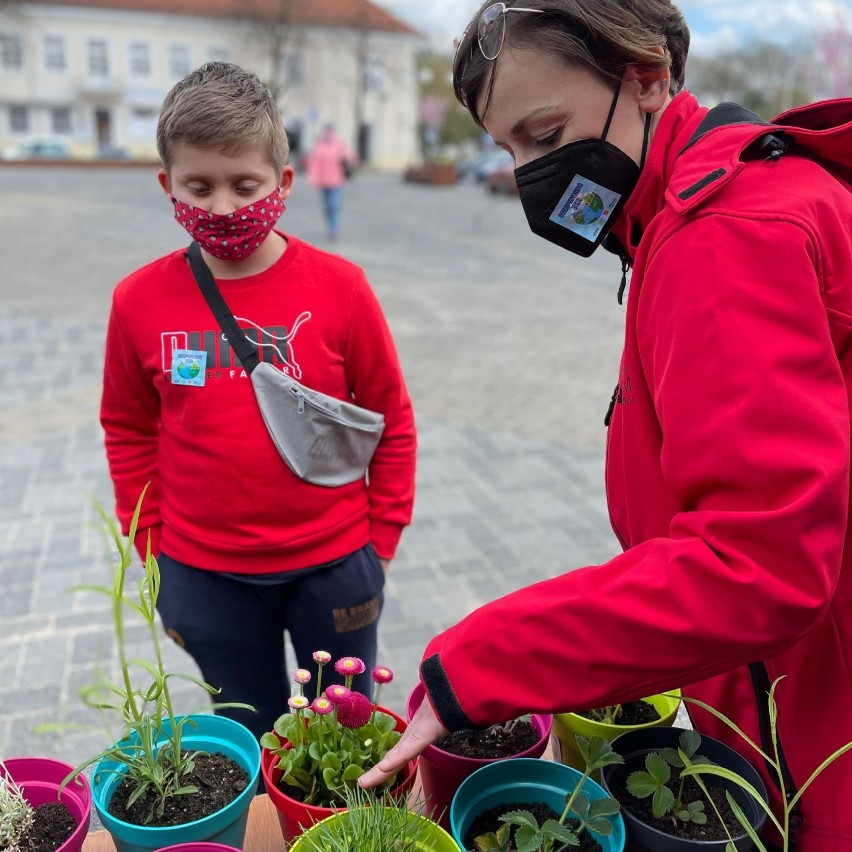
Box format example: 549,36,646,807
375,0,850,55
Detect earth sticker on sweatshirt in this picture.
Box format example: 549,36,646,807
171,349,208,386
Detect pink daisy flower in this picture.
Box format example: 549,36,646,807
325,684,352,704
288,695,310,711
312,650,332,665
336,692,373,729
334,656,366,677
371,666,394,684
311,697,334,715
293,669,312,685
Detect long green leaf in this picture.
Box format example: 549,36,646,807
680,764,781,834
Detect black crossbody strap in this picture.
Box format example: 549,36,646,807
186,242,260,373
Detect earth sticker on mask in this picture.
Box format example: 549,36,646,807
548,175,621,242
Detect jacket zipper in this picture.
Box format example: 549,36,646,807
604,395,628,551
748,661,803,849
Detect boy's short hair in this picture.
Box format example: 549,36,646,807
157,62,289,174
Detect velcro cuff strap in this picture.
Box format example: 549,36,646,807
420,654,475,732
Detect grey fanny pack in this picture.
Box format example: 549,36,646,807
187,242,385,487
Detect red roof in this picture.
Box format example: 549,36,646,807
27,0,420,35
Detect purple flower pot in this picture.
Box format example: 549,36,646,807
3,757,92,852
406,682,552,831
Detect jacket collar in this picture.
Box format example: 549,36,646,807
609,91,707,263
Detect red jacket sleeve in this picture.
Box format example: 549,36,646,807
421,214,848,728
100,295,163,560
343,271,416,559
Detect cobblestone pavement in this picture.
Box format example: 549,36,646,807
0,165,636,774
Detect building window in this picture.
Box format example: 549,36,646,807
129,42,151,77
43,35,66,73
129,106,157,142
168,44,191,78
87,39,109,77
207,45,228,63
0,33,23,71
9,105,29,134
50,106,72,134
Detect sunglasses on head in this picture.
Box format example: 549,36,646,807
457,2,545,62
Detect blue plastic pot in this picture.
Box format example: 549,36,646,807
450,757,625,851
92,714,260,852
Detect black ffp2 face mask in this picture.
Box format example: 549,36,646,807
514,88,651,258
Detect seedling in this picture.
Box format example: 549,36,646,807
473,735,623,852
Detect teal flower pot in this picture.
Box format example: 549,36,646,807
450,757,625,852
92,714,260,852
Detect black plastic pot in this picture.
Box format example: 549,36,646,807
600,727,769,852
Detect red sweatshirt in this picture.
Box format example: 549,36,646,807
101,234,416,571
420,94,852,850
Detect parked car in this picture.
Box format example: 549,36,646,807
457,147,514,182
0,137,70,160
486,161,518,196
96,143,131,161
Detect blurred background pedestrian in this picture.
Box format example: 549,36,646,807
306,123,357,240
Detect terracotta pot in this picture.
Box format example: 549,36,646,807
3,757,92,852
406,682,552,831
261,705,417,845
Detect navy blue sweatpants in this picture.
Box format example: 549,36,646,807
154,544,385,746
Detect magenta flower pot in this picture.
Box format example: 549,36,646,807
406,682,552,831
3,757,92,852
155,844,243,852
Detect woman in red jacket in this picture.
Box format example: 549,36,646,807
360,2,852,849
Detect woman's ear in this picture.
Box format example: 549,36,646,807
623,64,671,113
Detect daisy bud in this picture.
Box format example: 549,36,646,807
312,650,332,665
372,666,394,685
334,656,366,677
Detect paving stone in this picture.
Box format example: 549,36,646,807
0,167,630,766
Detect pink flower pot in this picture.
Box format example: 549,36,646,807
406,682,552,831
3,757,92,852
155,845,242,852
261,705,417,845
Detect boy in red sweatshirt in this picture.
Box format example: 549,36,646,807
100,62,416,742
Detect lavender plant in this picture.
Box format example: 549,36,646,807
260,655,403,808
0,766,34,852
473,735,623,852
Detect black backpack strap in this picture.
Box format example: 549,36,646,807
680,102,790,162
186,242,260,373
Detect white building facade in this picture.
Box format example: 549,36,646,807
0,0,421,167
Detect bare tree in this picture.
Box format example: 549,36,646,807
242,0,304,103
807,1,852,100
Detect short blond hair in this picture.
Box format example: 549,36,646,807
157,62,289,173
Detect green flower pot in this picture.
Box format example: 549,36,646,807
552,690,682,773
289,807,461,851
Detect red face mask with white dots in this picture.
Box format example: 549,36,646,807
172,190,285,260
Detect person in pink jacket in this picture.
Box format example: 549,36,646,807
306,122,357,240
360,2,852,849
